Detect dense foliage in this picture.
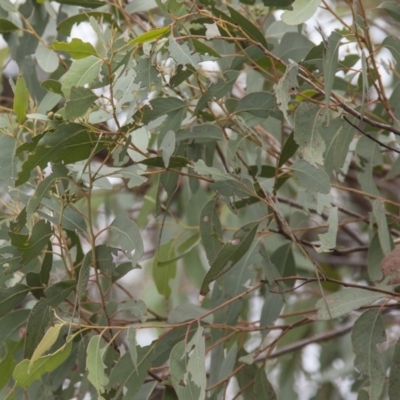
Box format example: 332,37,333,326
2,0,400,398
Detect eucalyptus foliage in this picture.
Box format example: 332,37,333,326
1,0,400,399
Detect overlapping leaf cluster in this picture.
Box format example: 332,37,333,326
1,0,400,399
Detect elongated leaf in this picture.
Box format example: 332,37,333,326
128,26,170,46
274,62,298,126
0,19,19,33
315,206,338,253
153,239,177,299
0,284,29,319
294,102,326,166
254,368,277,399
323,31,341,105
14,340,73,388
13,76,29,124
0,309,30,344
65,86,97,119
86,335,109,395
200,221,259,295
62,55,102,97
389,335,400,399
108,213,143,266
160,130,176,168
44,280,76,306
291,160,330,194
9,220,52,263
16,123,110,186
227,6,268,48
373,200,391,255
24,300,52,359
194,70,240,114
30,324,63,366
26,165,70,223
316,288,384,320
234,92,275,118
351,309,386,399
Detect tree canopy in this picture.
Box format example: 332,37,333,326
1,0,400,399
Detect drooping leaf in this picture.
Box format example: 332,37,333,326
294,102,326,166
351,309,386,399
200,220,259,295
86,335,109,395
160,130,176,168
35,43,59,73
254,368,277,399
30,324,64,367
13,76,29,124
153,239,177,299
323,31,341,105
389,335,400,400
0,284,29,320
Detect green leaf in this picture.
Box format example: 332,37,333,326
53,38,98,59
168,36,202,68
127,327,138,370
273,62,298,126
128,26,171,46
351,309,386,399
169,340,203,400
107,213,144,267
14,340,73,388
373,200,392,255
26,164,70,224
389,335,400,400
16,123,110,186
0,19,19,33
200,220,259,295
227,6,268,48
108,348,151,398
30,324,64,366
9,220,52,263
193,70,240,114
176,124,224,143
294,102,326,167
383,36,400,66
254,368,277,399
62,55,102,97
86,335,109,395
323,31,341,105
0,310,30,344
160,130,176,168
24,300,52,359
192,159,232,181
44,280,76,306
316,288,384,320
281,0,322,25
199,200,224,265
65,86,97,119
35,43,59,73
278,131,299,167
168,304,212,324
260,290,284,328
315,206,338,253
291,160,330,194
234,92,275,118
13,76,29,124
0,284,29,319
153,239,177,299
